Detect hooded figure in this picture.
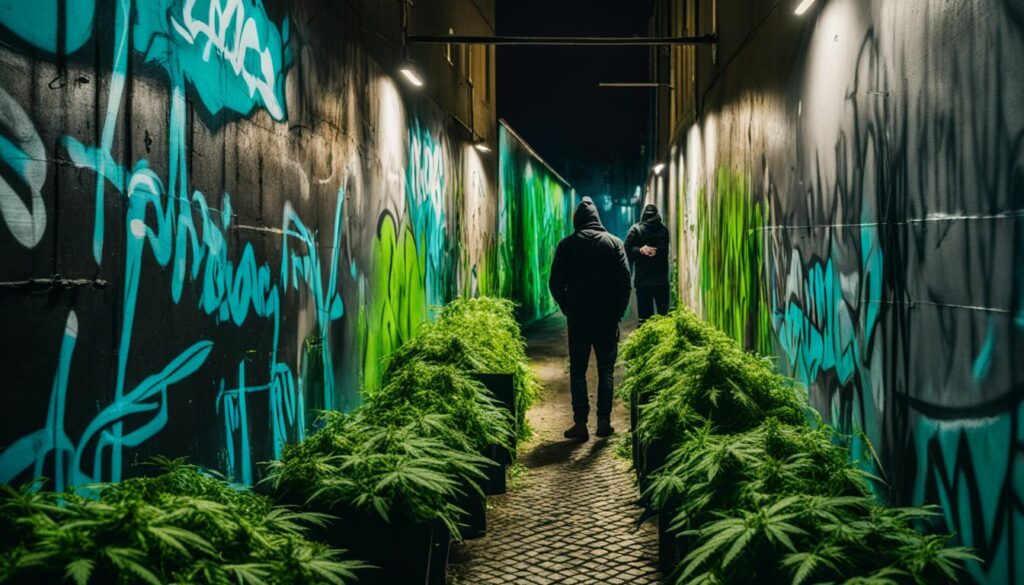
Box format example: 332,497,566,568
624,203,671,322
548,197,631,440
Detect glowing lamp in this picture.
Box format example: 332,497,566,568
399,59,424,87
794,0,816,15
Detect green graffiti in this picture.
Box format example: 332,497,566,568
697,168,773,355
498,125,573,323
359,120,462,394
360,212,431,395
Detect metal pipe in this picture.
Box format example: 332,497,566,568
0,276,110,290
405,34,717,46
599,82,673,88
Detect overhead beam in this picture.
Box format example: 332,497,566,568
404,34,717,46
598,82,673,88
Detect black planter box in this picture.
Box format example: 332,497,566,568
657,503,688,572
275,487,437,585
657,504,694,575
452,479,487,540
321,508,437,585
638,437,671,493
429,521,452,585
630,385,641,482
471,373,516,495
633,381,677,497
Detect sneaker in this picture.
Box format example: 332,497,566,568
563,422,589,440
596,417,615,438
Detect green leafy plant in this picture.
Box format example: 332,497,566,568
266,297,532,542
678,496,978,584
265,412,492,538
622,309,977,585
385,297,540,442
0,458,366,585
363,361,514,452
645,418,871,535
623,309,804,451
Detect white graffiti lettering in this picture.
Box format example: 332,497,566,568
170,0,284,120
0,86,47,248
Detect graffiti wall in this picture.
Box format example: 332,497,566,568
665,1,1023,583
0,0,500,489
497,122,574,324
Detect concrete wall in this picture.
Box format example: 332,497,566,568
0,0,508,489
655,1,1024,582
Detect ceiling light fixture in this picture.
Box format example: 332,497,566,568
399,58,424,87
794,0,816,15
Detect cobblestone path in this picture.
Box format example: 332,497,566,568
448,315,662,585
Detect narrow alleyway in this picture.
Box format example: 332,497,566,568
448,315,662,585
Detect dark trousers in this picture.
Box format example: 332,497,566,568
636,285,670,323
567,323,619,423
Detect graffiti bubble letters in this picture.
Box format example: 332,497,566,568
167,0,288,120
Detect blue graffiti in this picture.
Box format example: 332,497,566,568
0,307,213,490
407,120,451,308
771,223,884,473
0,0,348,487
136,0,290,121
773,224,883,390
972,321,996,383
0,0,96,54
281,191,347,411
912,410,1019,585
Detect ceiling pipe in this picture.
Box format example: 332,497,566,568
404,34,718,46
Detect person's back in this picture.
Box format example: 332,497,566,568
549,198,631,440
625,204,670,322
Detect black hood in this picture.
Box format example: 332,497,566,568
573,198,605,232
641,204,663,225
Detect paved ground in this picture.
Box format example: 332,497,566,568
448,314,662,585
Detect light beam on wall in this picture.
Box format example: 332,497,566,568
794,0,816,15
653,162,666,175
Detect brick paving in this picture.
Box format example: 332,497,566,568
448,315,662,585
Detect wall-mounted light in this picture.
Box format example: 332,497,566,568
794,0,816,15
473,139,492,153
652,162,666,176
399,58,424,87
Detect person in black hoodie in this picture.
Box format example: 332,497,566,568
548,197,631,440
624,204,670,323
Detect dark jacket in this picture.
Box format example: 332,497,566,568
624,204,670,287
549,198,632,327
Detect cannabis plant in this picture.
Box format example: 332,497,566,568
363,361,514,452
385,296,540,442
631,329,804,449
265,412,491,538
645,418,872,532
622,309,977,585
0,458,366,585
676,495,978,584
